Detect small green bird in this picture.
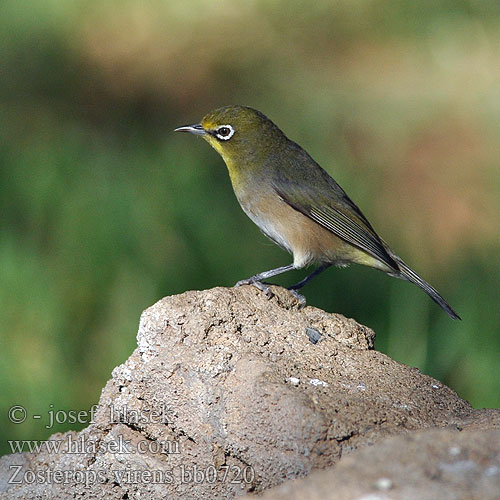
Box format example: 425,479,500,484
175,105,460,320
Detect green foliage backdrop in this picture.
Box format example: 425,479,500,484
1,0,499,455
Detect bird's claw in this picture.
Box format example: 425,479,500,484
235,278,306,306
235,279,274,299
288,288,307,309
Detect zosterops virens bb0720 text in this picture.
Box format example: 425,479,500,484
175,105,460,320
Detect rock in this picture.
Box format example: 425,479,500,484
0,286,498,499
246,428,500,500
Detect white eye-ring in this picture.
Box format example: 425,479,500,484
215,124,235,141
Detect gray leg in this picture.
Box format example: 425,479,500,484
289,264,331,290
235,264,296,298
236,264,296,286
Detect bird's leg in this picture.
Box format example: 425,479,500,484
235,264,296,298
288,263,331,291
285,265,330,308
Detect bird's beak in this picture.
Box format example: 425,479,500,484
174,123,206,136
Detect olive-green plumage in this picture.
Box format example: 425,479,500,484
175,105,460,320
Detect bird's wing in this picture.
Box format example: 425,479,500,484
272,166,397,270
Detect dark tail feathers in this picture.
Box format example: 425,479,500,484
394,259,461,320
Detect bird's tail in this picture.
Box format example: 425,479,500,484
392,258,461,320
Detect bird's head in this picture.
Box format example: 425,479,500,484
175,105,285,168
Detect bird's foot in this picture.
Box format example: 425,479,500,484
287,288,307,309
235,279,274,299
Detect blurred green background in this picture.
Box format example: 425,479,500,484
1,0,499,455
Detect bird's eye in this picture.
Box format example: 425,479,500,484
215,125,235,141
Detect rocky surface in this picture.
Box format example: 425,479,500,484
0,286,498,499
246,428,500,500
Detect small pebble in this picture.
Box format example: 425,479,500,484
309,378,328,387
375,477,393,490
484,465,500,476
306,327,322,344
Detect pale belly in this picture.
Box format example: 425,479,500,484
236,191,378,270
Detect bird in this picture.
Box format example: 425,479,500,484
175,105,460,320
